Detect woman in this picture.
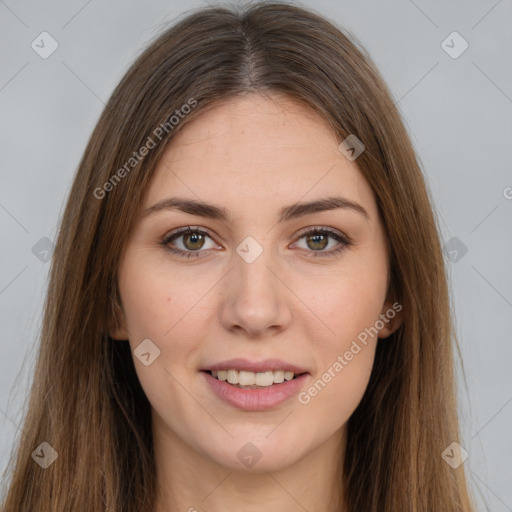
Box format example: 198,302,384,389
1,2,477,511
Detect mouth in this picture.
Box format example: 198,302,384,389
201,369,307,389
201,369,310,410
200,358,311,410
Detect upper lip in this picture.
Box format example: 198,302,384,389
202,358,309,374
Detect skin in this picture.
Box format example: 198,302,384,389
110,93,402,512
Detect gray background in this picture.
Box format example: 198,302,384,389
1,1,511,510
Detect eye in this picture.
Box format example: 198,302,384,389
292,227,352,258
161,226,352,259
161,226,220,258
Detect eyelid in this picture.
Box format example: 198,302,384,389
294,225,351,242
163,225,217,241
162,225,221,248
290,226,352,257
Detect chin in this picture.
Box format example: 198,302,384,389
202,434,306,473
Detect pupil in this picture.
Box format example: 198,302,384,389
184,232,204,250
308,234,327,250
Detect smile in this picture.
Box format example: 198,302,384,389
210,369,299,388
201,370,309,410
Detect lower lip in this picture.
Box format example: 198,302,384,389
202,371,309,411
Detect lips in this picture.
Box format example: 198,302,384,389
200,358,310,410
202,371,310,410
202,358,309,375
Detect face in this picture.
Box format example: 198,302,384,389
111,93,401,472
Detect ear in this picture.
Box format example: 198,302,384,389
108,291,129,340
377,299,404,339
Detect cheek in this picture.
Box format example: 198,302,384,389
295,253,387,417
297,285,380,433
116,260,211,416
118,254,210,342
117,256,219,387
300,258,388,345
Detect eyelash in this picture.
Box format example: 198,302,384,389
161,226,352,259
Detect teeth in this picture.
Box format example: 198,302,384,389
226,369,238,385
255,371,274,386
273,370,285,383
211,369,297,387
237,370,254,385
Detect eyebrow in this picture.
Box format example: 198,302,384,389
143,196,369,222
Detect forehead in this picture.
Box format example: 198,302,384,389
161,94,338,165
144,94,376,219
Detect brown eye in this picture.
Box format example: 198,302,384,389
162,227,219,258
292,228,352,258
181,231,206,250
305,233,329,251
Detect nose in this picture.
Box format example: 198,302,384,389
218,244,293,338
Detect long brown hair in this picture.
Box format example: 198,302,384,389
1,2,477,510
